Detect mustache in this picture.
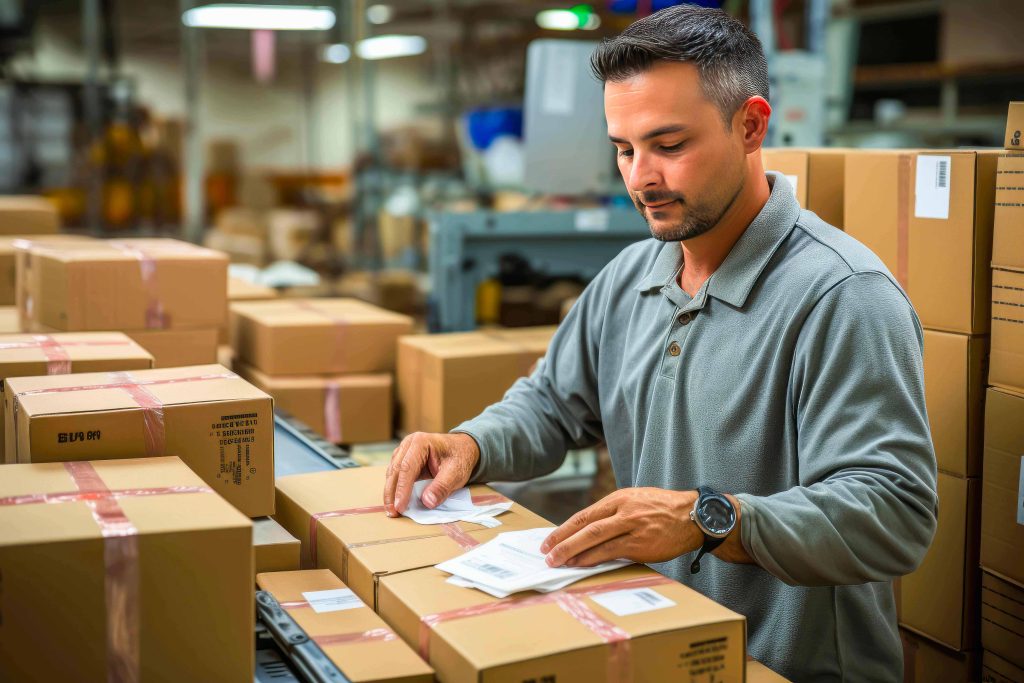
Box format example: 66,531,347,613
634,191,685,207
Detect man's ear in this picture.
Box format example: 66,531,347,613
736,96,771,154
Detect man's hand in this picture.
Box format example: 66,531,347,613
383,432,480,517
540,487,704,568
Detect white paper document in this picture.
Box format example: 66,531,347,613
301,588,364,614
436,527,632,597
401,479,513,528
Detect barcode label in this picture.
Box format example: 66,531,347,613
302,588,364,614
465,559,515,579
591,587,676,616
914,155,952,220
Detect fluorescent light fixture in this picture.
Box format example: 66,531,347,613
182,4,335,30
536,5,600,31
321,42,351,63
356,34,426,60
366,4,394,24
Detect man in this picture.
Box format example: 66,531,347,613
383,6,937,681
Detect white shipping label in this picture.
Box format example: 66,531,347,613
784,174,799,198
590,587,676,616
1017,456,1023,525
302,588,364,614
914,155,951,220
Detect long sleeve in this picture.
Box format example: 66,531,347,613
736,271,938,586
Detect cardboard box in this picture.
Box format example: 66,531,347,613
0,331,154,464
256,569,434,682
0,195,60,234
0,306,18,333
923,330,987,477
268,208,318,262
378,564,747,683
993,153,1024,269
0,456,253,682
237,361,393,444
397,327,555,435
254,517,301,578
748,660,791,682
981,570,1024,669
981,387,1024,587
761,148,848,228
5,364,275,517
1005,102,1023,150
273,466,551,610
899,472,980,651
222,276,277,344
844,150,999,334
16,238,228,332
900,628,979,683
125,327,219,369
0,235,94,305
991,267,1024,394
233,298,413,376
983,650,1024,683
202,227,266,267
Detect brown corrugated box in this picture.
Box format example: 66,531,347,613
0,235,95,305
760,148,848,228
983,650,1024,683
0,306,17,333
900,628,979,683
923,330,988,477
378,564,747,683
990,267,1024,394
993,153,1024,269
222,276,277,344
274,466,551,610
748,660,791,682
4,363,275,517
981,570,1024,670
899,471,981,651
397,326,555,435
125,327,219,368
0,331,154,464
17,238,228,332
981,387,1024,587
0,456,253,682
257,569,434,683
0,196,60,234
844,150,999,334
236,361,393,444
254,517,301,578
1005,102,1024,151
233,298,413,375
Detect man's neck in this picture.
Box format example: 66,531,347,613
678,172,772,297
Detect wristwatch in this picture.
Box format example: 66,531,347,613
688,486,737,574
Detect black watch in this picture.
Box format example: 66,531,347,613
688,486,737,574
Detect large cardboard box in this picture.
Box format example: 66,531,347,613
274,466,551,610
0,456,253,682
0,331,154,464
990,267,1024,394
1005,102,1024,150
761,148,848,228
923,330,987,477
397,327,555,435
256,569,434,683
980,387,1024,587
0,235,94,305
981,570,1024,670
0,196,60,234
379,564,747,683
16,238,228,332
233,298,413,376
900,628,979,683
254,516,301,578
899,472,980,651
844,150,999,334
983,650,1024,683
125,327,219,369
4,364,275,517
237,361,393,444
993,153,1024,269
222,276,277,344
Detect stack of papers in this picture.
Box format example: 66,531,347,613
436,527,633,598
401,480,513,528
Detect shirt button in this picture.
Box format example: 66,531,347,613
678,313,693,325
668,342,681,357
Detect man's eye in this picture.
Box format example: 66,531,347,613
617,149,633,158
660,142,684,152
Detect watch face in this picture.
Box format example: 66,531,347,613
696,495,735,537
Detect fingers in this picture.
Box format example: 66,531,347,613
393,436,430,514
540,496,617,555
565,534,632,568
544,505,623,568
421,458,468,509
383,438,412,517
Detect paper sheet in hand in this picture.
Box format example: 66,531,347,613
436,527,632,596
401,479,513,527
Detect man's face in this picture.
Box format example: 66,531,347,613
605,61,747,242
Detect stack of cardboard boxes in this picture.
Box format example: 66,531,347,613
0,196,64,330
761,147,850,229
231,297,413,444
844,136,1003,678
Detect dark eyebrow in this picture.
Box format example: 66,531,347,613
608,124,689,144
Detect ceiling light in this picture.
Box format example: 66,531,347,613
536,5,600,31
182,4,336,31
356,34,426,60
321,42,351,63
366,4,394,24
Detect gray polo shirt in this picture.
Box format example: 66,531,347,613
454,173,938,682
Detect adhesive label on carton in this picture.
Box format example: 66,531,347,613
590,587,676,616
784,174,799,197
302,588,364,613
914,155,951,220
1018,455,1023,526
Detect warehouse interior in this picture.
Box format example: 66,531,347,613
0,0,1021,681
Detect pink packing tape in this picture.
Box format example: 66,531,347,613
0,336,134,375
324,381,342,443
